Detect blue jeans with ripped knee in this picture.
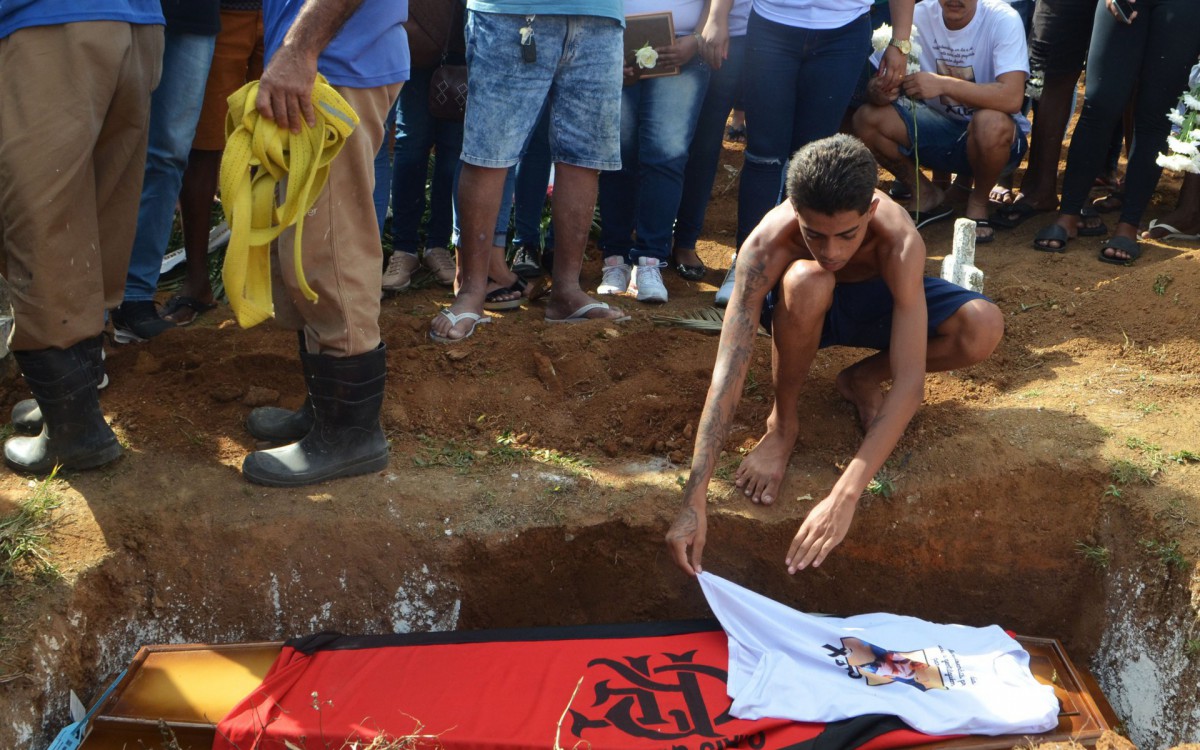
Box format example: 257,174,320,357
736,10,870,246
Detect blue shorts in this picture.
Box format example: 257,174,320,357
461,12,623,171
893,101,1028,177
762,276,990,350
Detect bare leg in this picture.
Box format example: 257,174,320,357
965,111,1017,242
175,149,222,307
734,262,833,505
837,298,1004,430
543,163,626,321
1016,71,1078,209
431,163,506,340
1143,173,1200,239
853,104,945,213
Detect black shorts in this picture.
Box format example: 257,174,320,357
1029,0,1100,76
761,276,990,350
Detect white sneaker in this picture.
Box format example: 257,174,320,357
597,255,631,295
634,257,668,303
422,246,457,287
714,252,737,307
382,251,420,292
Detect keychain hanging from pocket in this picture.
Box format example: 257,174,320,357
519,15,537,63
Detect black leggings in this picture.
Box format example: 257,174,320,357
1059,0,1200,226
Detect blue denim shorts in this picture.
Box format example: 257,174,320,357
893,101,1028,177
762,276,990,349
461,11,623,171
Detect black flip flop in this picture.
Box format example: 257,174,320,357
483,277,527,311
1077,207,1108,237
1098,235,1142,265
1032,223,1070,253
973,219,996,244
990,200,1040,230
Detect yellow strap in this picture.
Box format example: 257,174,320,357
219,75,360,328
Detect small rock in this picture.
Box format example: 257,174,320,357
668,450,685,464
209,384,243,403
643,438,657,453
601,442,619,457
533,352,561,391
621,436,634,447
242,386,280,407
654,440,666,452
683,422,694,439
602,328,620,339
446,349,470,361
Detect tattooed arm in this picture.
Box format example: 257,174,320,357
785,203,927,572
666,208,795,576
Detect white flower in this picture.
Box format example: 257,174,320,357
871,23,893,53
1168,134,1199,157
1167,109,1185,127
909,38,923,59
1157,152,1193,172
635,44,658,70
906,60,921,75
1183,92,1200,111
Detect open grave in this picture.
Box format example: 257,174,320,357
1,160,1199,749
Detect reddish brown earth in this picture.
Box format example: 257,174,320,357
1,141,1199,748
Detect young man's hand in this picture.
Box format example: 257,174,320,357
901,71,944,101
666,502,707,576
785,492,858,573
866,75,901,107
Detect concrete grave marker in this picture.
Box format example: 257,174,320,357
941,218,985,293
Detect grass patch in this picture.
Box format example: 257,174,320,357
1110,459,1156,486
1153,274,1173,296
865,471,897,499
0,468,65,587
1167,449,1200,465
1075,541,1110,570
1139,539,1189,571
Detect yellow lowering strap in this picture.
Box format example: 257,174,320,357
219,75,359,328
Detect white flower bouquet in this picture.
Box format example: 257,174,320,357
1156,61,1200,174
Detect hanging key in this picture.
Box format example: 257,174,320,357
519,16,537,63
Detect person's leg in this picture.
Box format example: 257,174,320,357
431,10,554,339
738,12,804,247
964,110,1020,238
1143,173,1200,239
734,261,833,505
512,103,553,274
118,32,216,317
389,70,436,256
1,22,161,352
674,35,746,272
1016,0,1097,208
787,14,871,156
174,149,222,309
853,101,963,214
596,80,640,269
1102,0,1200,259
428,117,465,250
372,96,399,235
1044,3,1144,245
275,83,401,356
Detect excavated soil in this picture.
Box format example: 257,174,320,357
2,143,1200,749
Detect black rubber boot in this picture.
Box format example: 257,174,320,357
242,344,389,487
246,331,315,443
12,336,107,434
5,338,122,474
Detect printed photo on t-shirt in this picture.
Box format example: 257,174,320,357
935,59,976,119
842,637,948,692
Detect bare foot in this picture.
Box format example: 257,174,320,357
734,423,798,505
544,288,628,322
836,365,884,432
912,184,946,215
430,297,486,341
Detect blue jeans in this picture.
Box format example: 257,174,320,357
599,56,710,263
674,35,746,249
388,68,463,254
372,95,398,236
737,10,871,246
122,31,215,302
514,103,554,251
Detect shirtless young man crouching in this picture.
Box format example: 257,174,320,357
666,134,1003,576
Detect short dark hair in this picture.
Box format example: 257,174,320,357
785,134,878,216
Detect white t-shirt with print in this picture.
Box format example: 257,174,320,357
698,572,1060,736
909,0,1029,131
